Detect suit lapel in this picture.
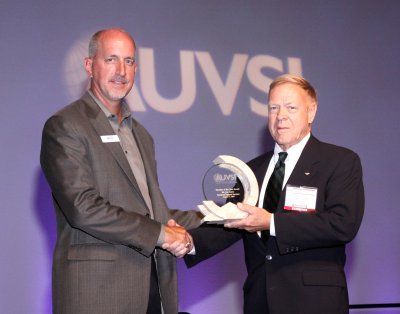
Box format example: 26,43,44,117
277,135,321,211
253,152,273,191
131,120,166,220
286,135,321,185
249,153,274,250
131,121,157,185
80,93,142,195
131,119,172,223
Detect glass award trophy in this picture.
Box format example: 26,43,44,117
199,155,259,223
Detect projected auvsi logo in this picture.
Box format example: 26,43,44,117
63,36,302,117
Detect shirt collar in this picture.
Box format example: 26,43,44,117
273,133,311,163
88,90,132,125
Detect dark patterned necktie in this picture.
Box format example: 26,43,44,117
263,152,288,213
261,152,288,243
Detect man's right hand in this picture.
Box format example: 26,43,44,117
161,219,193,258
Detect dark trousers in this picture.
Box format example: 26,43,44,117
146,255,162,314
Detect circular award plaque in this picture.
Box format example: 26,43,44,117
199,155,259,223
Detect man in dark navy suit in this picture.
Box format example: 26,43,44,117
184,74,364,314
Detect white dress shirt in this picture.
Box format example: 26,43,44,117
258,133,311,236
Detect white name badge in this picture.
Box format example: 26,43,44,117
100,135,120,143
284,185,317,212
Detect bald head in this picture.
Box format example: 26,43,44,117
88,28,136,58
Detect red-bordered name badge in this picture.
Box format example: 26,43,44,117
284,185,317,212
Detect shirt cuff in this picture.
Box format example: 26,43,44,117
187,246,196,255
270,214,276,236
156,225,165,246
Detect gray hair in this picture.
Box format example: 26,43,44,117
269,74,317,103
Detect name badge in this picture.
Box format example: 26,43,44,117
284,185,317,212
100,135,120,143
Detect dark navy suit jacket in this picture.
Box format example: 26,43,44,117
185,135,364,314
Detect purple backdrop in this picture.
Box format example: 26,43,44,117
1,1,399,313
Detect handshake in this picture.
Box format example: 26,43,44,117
161,219,193,258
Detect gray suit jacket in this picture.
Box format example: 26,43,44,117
40,92,201,314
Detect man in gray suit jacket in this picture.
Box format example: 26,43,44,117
40,28,201,314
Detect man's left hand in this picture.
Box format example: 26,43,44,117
224,202,271,232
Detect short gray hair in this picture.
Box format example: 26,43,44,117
269,74,317,103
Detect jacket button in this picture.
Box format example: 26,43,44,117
266,254,273,260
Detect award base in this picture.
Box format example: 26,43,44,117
199,200,248,224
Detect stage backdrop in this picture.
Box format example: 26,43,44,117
1,1,399,313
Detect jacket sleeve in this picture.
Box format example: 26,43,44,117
184,224,242,267
170,209,204,230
